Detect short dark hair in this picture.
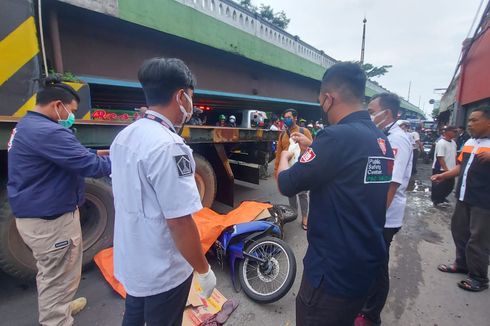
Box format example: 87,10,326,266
472,106,490,119
283,108,298,118
371,93,400,118
321,62,366,102
36,75,80,105
138,57,195,106
442,125,458,132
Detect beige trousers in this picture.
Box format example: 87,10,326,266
16,209,82,326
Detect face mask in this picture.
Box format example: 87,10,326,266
177,92,193,126
320,94,333,126
56,103,75,128
284,117,293,127
371,110,388,128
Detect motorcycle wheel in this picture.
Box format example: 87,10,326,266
238,236,296,303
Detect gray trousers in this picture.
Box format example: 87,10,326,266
289,191,309,218
451,201,490,284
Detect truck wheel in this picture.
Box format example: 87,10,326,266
0,178,114,280
194,154,217,207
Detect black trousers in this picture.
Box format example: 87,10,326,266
122,275,193,326
451,201,490,284
360,227,400,324
412,149,419,174
431,169,455,204
296,274,367,326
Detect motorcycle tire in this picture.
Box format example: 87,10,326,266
238,236,296,304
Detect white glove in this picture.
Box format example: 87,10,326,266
197,266,216,299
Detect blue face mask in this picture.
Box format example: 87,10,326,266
284,117,293,127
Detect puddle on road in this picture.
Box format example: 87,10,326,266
408,179,430,193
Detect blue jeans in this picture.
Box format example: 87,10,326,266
122,275,192,326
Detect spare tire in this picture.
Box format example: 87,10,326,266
193,154,217,207
0,178,114,280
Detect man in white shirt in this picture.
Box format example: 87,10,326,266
356,93,413,326
410,128,423,174
110,58,216,325
431,126,458,206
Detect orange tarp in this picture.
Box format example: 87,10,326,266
194,201,272,253
93,247,127,298
94,201,272,298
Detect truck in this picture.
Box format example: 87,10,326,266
0,0,280,279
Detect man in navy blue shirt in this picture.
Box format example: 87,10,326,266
7,76,111,326
277,63,394,326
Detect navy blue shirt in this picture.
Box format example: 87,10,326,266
7,111,111,219
278,111,394,298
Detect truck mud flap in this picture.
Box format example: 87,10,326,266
229,160,260,185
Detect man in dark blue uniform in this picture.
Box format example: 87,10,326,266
277,62,394,326
8,76,111,326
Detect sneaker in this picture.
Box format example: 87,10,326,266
70,297,87,316
355,314,381,326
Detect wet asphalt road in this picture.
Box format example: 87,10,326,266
0,160,488,326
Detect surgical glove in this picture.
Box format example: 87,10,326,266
197,266,217,298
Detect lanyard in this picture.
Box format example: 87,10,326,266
144,113,176,133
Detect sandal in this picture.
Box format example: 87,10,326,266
216,298,239,324
301,222,307,231
437,264,468,274
457,278,489,292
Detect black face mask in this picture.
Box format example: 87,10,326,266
320,95,333,126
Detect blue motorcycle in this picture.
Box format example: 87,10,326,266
213,204,297,303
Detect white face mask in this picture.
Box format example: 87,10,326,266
370,110,388,129
177,92,193,126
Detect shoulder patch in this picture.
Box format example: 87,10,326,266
7,128,17,152
300,147,316,163
377,138,387,155
174,155,193,177
364,156,394,183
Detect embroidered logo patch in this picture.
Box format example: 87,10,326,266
300,148,316,163
377,138,387,155
54,240,69,249
364,156,394,184
174,155,193,177
392,148,398,157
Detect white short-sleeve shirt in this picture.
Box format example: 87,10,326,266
411,131,420,149
110,110,202,297
432,138,457,171
386,123,413,228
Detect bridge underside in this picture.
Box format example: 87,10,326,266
41,2,422,120
50,3,320,110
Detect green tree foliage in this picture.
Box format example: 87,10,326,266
355,62,393,78
237,1,290,29
431,107,440,120
239,0,255,12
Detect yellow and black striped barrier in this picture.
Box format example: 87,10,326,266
0,0,91,120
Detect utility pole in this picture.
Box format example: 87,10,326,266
360,17,367,65
407,81,412,102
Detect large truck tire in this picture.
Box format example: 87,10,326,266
0,178,114,280
194,154,217,207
